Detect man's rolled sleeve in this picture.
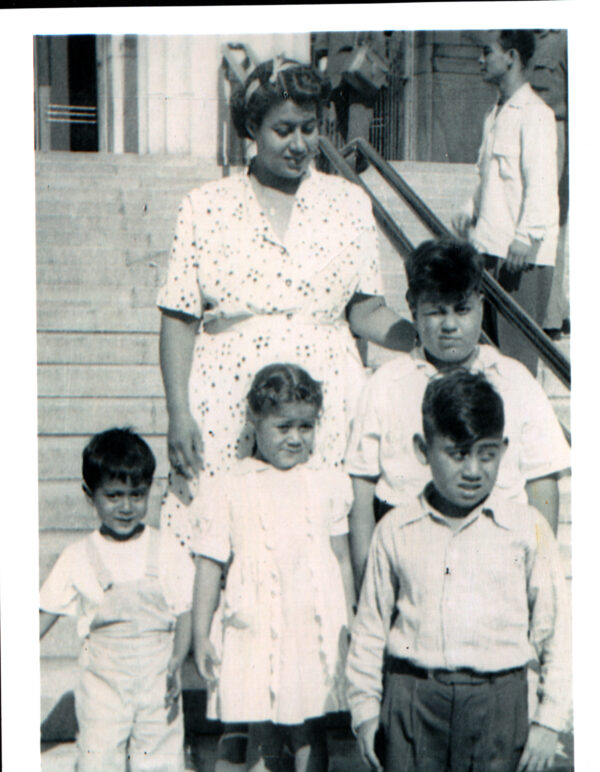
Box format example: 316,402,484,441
517,373,570,481
344,377,383,477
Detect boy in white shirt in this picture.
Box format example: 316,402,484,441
346,371,569,771
40,427,193,772
344,238,569,584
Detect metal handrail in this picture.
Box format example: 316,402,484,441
319,136,415,258
328,136,570,390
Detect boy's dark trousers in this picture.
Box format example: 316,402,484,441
377,657,529,771
482,254,554,377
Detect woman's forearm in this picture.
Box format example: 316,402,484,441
348,299,415,352
159,309,201,416
192,556,223,643
170,610,192,669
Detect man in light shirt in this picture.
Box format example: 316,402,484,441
453,30,559,375
346,370,569,771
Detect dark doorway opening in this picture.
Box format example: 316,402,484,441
67,35,98,152
35,35,99,152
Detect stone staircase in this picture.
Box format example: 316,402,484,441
37,152,571,747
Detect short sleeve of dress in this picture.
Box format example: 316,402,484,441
326,469,353,537
189,475,232,563
157,193,203,318
353,188,385,298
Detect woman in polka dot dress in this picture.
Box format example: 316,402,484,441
157,57,413,550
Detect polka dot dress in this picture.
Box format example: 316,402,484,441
157,166,384,547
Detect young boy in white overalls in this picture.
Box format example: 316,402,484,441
40,427,194,771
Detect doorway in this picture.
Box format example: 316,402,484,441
35,35,99,152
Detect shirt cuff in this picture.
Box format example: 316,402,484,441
350,698,382,734
533,698,568,734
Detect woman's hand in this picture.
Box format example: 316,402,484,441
194,637,220,683
168,410,204,478
452,212,473,239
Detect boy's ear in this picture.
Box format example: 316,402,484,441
413,433,429,466
506,47,521,70
500,437,509,456
82,483,93,501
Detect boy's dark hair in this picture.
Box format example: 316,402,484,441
231,58,330,140
82,427,156,492
405,238,484,311
422,370,505,446
497,29,536,67
247,363,323,417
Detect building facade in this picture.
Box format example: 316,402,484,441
34,31,498,164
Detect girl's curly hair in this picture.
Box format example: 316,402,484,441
247,363,323,417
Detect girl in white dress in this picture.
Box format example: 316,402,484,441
191,363,355,772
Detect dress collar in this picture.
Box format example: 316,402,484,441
230,456,321,476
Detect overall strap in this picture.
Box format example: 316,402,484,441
144,528,160,580
85,533,114,591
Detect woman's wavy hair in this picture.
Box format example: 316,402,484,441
247,363,323,418
231,58,330,140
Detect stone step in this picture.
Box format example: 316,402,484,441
36,196,183,218
36,244,165,265
37,261,165,288
38,225,171,250
38,435,169,481
38,363,163,397
37,284,160,311
35,186,182,205
37,332,159,365
37,212,174,234
35,149,220,172
38,304,160,333
35,162,220,184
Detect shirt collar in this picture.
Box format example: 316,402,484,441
393,488,512,531
411,344,501,378
231,455,320,475
501,81,536,110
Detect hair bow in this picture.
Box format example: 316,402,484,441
244,55,296,105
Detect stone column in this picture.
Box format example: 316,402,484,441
135,33,310,158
